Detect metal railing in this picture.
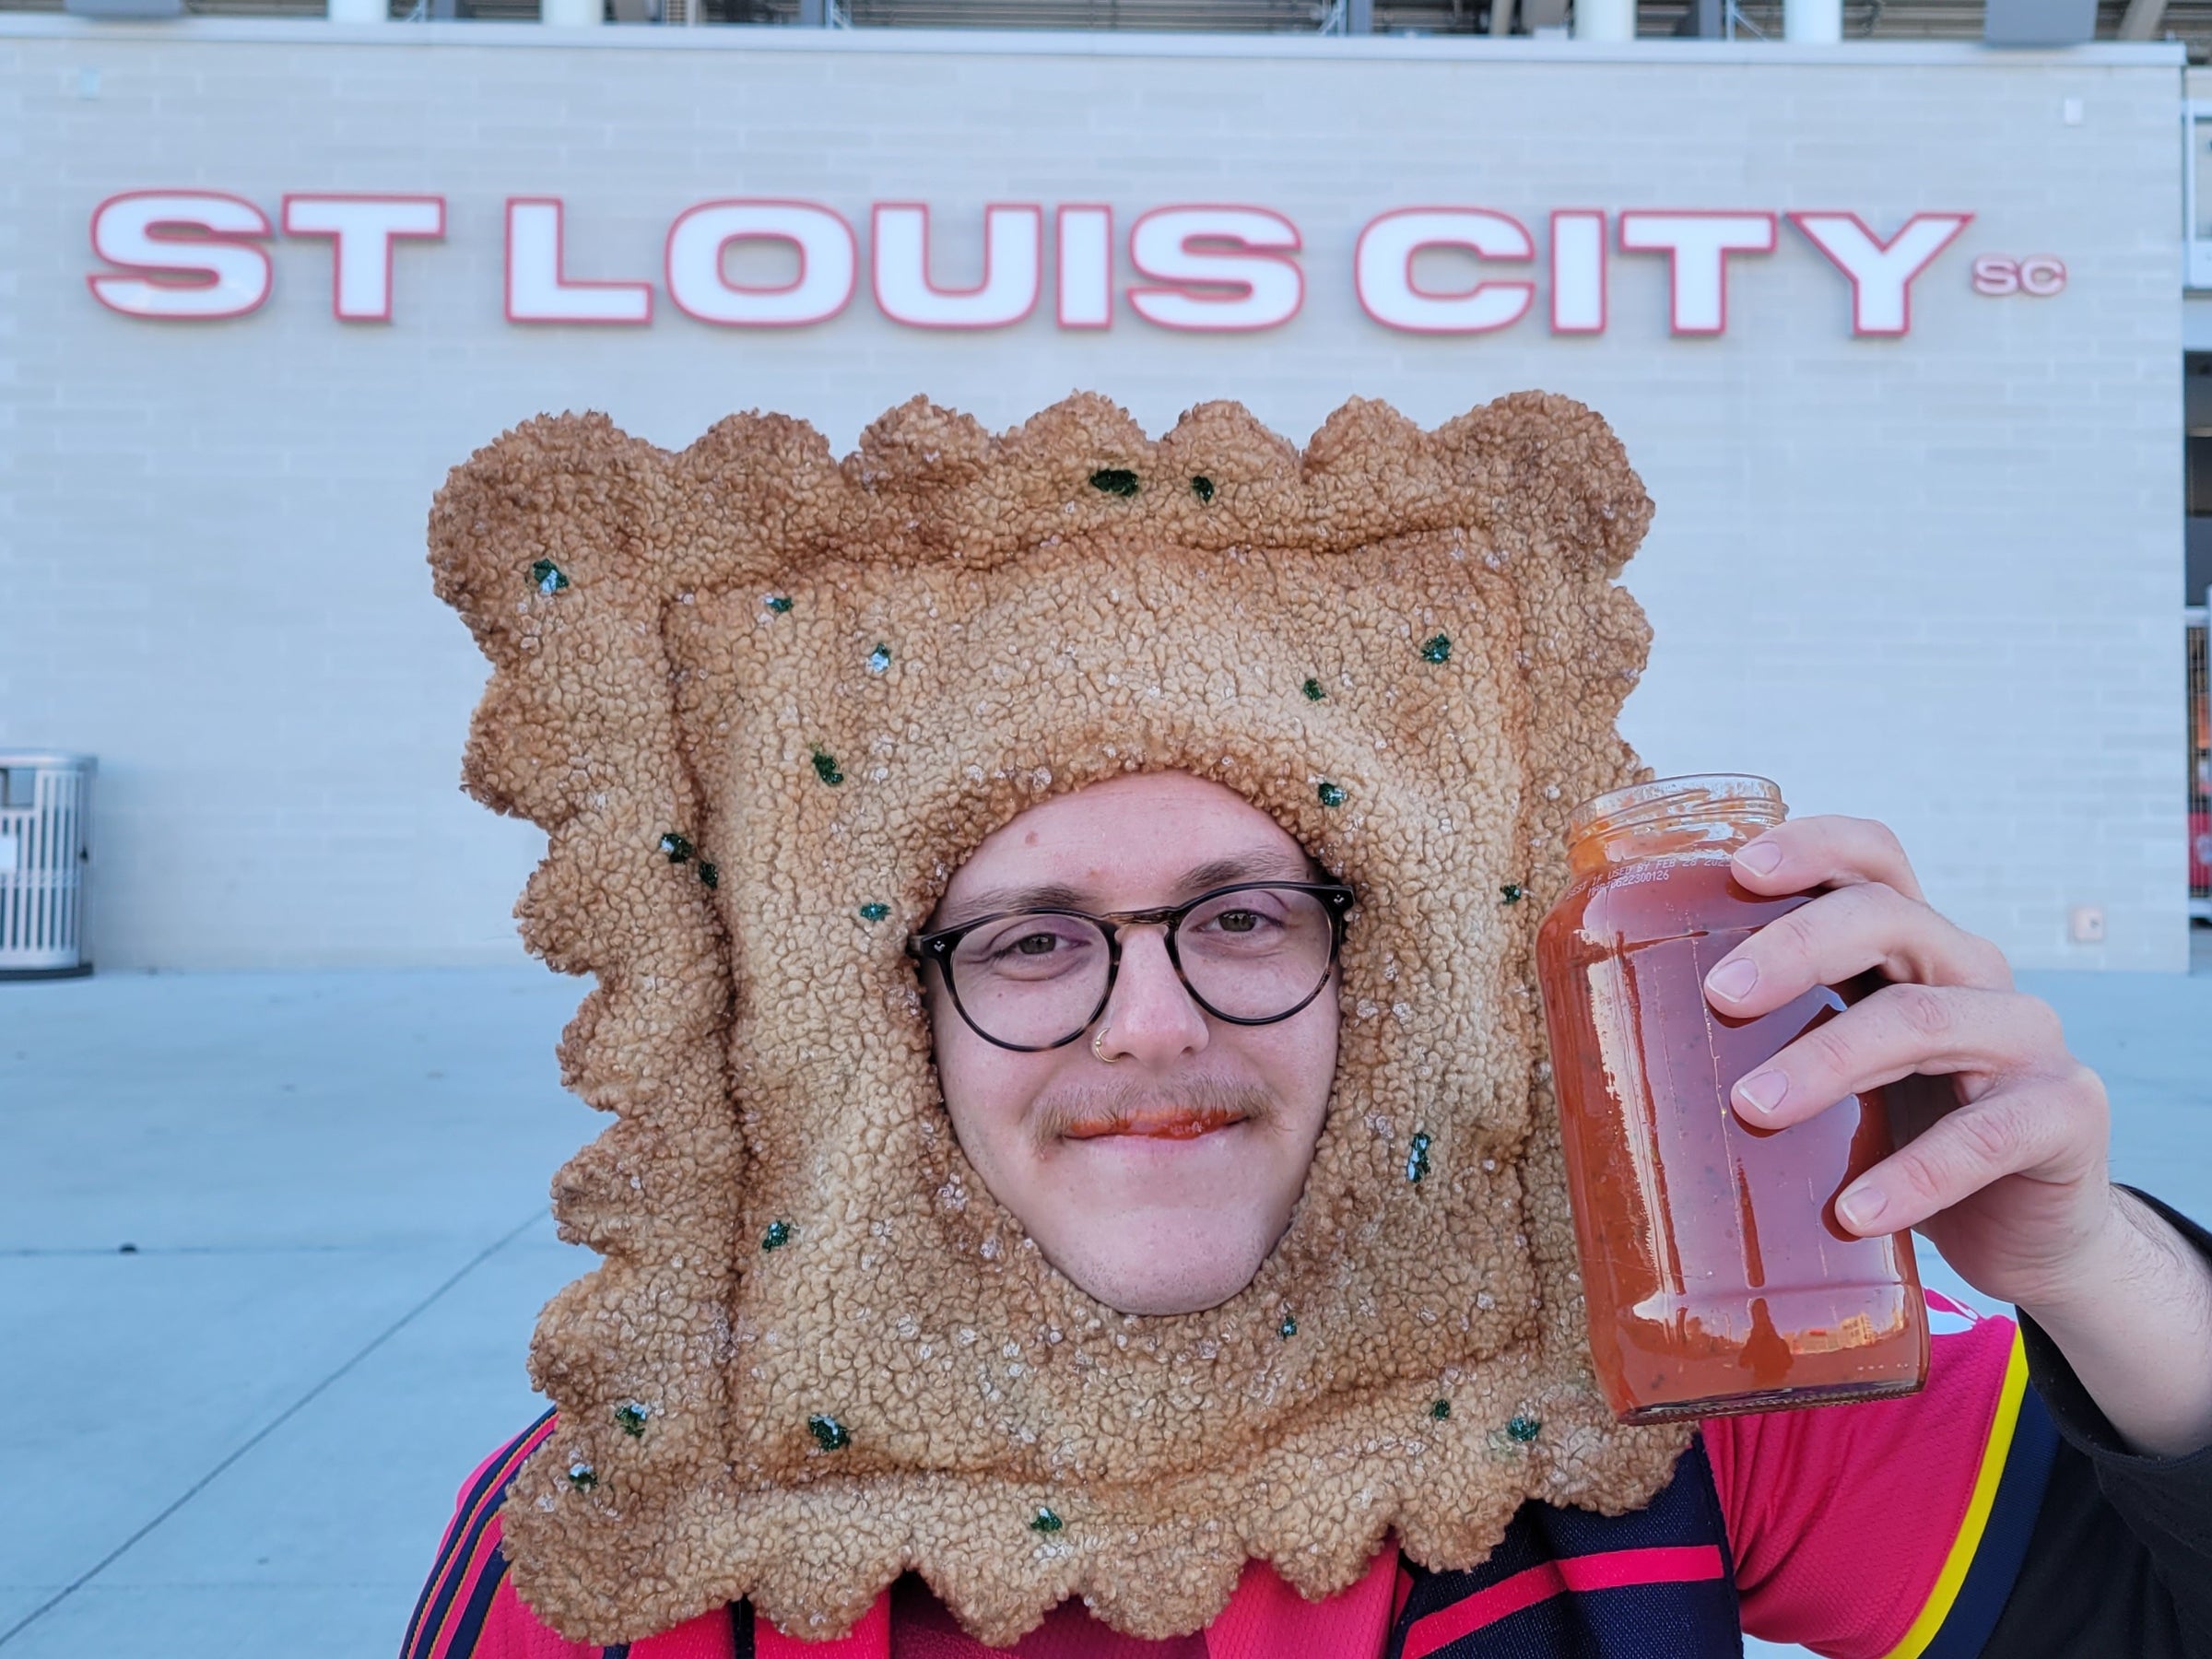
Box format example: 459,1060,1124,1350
0,0,2154,34
2189,606,2209,919
6,0,2198,44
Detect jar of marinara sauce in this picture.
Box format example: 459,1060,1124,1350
1535,774,1928,1423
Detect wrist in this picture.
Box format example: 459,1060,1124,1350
2014,1187,2212,1458
2014,1186,2158,1330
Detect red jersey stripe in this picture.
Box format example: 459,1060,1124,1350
1558,1545,1726,1594
1399,1545,1725,1659
403,1412,558,1659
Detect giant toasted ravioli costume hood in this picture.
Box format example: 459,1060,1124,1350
429,391,1686,1647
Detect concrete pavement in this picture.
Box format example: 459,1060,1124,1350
3,947,2207,1657
0,970,599,1655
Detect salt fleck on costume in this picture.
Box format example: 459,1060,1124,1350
426,390,1676,1646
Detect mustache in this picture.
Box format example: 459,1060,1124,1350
1028,1077,1280,1149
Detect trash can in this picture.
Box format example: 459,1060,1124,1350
0,752,96,980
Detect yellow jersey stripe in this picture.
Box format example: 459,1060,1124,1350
1879,1329,2030,1659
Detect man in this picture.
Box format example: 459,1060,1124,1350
406,393,2211,1657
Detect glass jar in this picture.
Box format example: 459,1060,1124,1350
1535,774,1928,1423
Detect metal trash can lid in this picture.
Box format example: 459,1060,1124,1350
0,752,97,772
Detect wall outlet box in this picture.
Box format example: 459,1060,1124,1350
2068,905,2106,944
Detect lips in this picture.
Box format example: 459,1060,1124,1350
1061,1105,1246,1142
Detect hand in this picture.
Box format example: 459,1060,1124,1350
1698,814,2112,1315
1700,815,2212,1455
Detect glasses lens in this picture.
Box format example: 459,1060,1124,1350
1174,886,1336,1021
947,912,1112,1048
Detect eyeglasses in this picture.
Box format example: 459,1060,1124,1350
907,881,1356,1053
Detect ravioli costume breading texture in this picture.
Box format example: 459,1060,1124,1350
429,390,1685,1648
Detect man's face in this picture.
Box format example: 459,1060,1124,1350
924,771,1342,1317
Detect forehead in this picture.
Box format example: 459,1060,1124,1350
942,771,1314,907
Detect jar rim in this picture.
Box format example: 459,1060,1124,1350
1566,773,1785,841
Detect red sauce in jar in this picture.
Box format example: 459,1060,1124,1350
1535,775,1928,1422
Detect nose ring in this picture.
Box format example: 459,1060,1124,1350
1091,1024,1120,1065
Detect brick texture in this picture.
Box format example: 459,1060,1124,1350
0,23,2188,969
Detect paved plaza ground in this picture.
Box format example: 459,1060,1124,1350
4,938,2209,1657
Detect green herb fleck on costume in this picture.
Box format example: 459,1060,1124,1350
1089,468,1140,498
659,832,693,865
1406,1132,1431,1184
1030,1508,1065,1535
1500,884,1524,905
1301,678,1325,702
1430,1399,1452,1421
1317,782,1347,809
1507,1414,1542,1442
698,863,719,890
1420,633,1453,665
859,902,890,923
811,749,845,787
567,1459,597,1491
807,1414,850,1452
762,1219,792,1251
766,595,793,614
530,559,568,595
1278,1313,1298,1339
1190,476,1216,503
866,645,892,675
615,1402,650,1438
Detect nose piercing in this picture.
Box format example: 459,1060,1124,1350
1092,1024,1121,1065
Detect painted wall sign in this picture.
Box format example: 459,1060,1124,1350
86,192,2011,337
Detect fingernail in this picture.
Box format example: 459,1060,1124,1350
1736,841,1783,876
1735,1068,1787,1117
1837,1185,1888,1231
1706,959,1759,1002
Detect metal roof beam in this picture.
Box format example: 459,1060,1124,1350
2119,0,2168,38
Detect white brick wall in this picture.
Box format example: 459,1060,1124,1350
0,21,2190,969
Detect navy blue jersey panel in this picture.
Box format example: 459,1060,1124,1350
1386,1437,1739,1659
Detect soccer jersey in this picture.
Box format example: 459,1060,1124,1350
403,1203,2212,1659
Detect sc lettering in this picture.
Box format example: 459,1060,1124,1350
1971,254,2066,297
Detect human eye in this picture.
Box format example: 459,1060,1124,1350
965,916,1098,977
1186,889,1293,945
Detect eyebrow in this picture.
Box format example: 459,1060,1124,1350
935,849,1318,930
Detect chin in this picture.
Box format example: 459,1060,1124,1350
1050,1227,1275,1317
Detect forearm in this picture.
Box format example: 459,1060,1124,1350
2016,1187,2212,1459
